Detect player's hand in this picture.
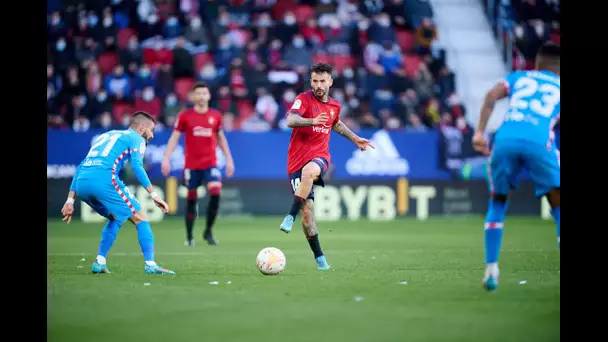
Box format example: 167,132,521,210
61,202,74,224
472,131,491,156
161,159,171,177
226,160,235,178
354,137,375,151
152,197,170,213
312,113,330,126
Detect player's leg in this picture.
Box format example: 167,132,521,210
77,182,123,274
281,158,327,233
301,199,330,270
526,147,560,247
128,212,175,274
482,145,520,291
200,167,222,245
203,180,222,245
103,180,175,274
184,169,203,246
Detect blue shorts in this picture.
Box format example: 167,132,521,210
489,141,560,197
288,157,329,201
76,178,142,222
183,167,222,189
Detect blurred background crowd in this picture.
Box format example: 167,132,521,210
47,0,559,133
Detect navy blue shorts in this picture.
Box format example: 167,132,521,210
183,167,222,189
288,157,329,201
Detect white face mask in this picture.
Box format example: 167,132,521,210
166,95,177,106
293,38,305,48
386,117,400,129
97,92,107,102
101,114,112,128
148,14,158,24
191,18,201,29
284,91,296,102
534,24,544,36
378,17,390,27
284,16,296,25
515,26,524,38
143,90,155,101
358,21,369,30
103,17,113,27
122,115,131,127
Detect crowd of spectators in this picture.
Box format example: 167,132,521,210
47,0,469,133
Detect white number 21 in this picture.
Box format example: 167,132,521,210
509,77,560,117
87,131,128,158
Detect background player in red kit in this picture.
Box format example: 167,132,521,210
161,82,235,246
280,63,374,270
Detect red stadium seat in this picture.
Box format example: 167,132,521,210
333,56,356,73
174,77,195,101
403,55,423,77
112,103,134,123
194,53,214,72
271,0,297,20
98,52,119,75
396,30,416,52
117,28,136,50
134,97,162,120
313,54,331,65
294,5,315,25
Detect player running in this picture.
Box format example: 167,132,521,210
162,82,235,246
280,63,375,270
60,112,175,275
472,42,560,291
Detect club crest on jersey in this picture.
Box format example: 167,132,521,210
208,117,215,125
193,125,213,137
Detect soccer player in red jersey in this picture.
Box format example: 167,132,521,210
280,63,375,270
161,82,235,246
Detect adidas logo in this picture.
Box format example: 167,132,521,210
346,130,409,176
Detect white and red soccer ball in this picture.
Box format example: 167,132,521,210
256,247,286,275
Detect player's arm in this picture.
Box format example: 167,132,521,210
161,113,184,176
131,143,169,212
333,120,375,151
285,97,325,127
216,129,235,177
473,80,509,155
476,81,509,133
62,163,82,224
332,120,359,142
286,113,316,127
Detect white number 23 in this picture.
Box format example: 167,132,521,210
509,77,560,117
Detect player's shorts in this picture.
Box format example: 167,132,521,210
183,167,222,190
288,157,329,201
76,178,142,222
488,140,560,197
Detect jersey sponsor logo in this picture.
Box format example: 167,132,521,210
312,125,330,134
346,130,409,176
139,142,146,155
291,99,302,110
193,126,213,137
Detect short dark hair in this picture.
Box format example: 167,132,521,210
537,42,560,59
536,42,560,72
130,111,156,126
310,63,333,76
192,81,209,91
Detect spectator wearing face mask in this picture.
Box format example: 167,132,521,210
85,62,104,96
87,89,113,119
197,62,225,87
120,35,144,66
172,36,195,78
97,111,114,129
135,86,162,119
101,7,118,39
133,65,156,96
273,11,299,45
48,11,67,43
104,64,132,100
284,35,313,70
185,15,211,48
255,87,279,126
162,93,181,127
215,35,239,69
139,13,163,40
163,15,182,39
369,13,396,44
53,37,74,72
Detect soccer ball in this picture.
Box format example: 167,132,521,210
256,247,286,275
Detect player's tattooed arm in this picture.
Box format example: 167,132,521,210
286,113,315,127
477,81,509,133
332,120,358,142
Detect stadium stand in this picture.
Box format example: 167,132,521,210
48,0,469,133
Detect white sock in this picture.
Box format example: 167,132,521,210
96,255,107,265
145,261,157,266
485,263,499,278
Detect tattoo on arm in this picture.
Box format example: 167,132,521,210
286,113,314,128
333,120,358,141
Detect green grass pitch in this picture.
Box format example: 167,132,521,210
47,217,560,342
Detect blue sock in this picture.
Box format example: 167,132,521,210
136,221,155,263
97,220,122,259
484,198,508,264
551,206,560,247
